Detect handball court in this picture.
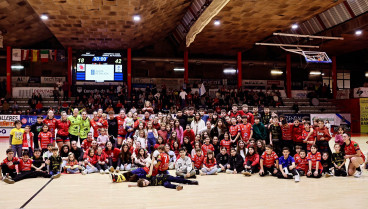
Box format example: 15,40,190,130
0,136,367,209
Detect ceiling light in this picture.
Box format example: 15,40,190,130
173,67,184,72
223,68,236,74
40,14,48,20
133,15,141,22
365,72,368,78
11,65,24,70
355,30,362,35
214,20,220,26
291,24,298,29
271,70,283,75
310,71,321,75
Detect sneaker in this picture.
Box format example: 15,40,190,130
109,166,114,173
226,170,232,174
81,171,87,175
105,169,110,174
354,170,362,178
52,173,61,179
176,185,183,191
294,175,300,182
241,171,246,174
116,166,120,171
325,172,333,178
100,170,104,174
189,181,199,185
243,171,251,176
4,178,15,184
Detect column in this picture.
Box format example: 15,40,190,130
286,54,291,98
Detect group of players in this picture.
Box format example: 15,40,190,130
1,103,366,190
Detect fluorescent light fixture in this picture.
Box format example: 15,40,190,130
214,20,220,26
271,70,283,75
133,15,141,21
291,24,298,29
11,65,24,70
40,14,48,20
310,71,321,75
223,68,236,74
355,30,362,35
173,67,185,72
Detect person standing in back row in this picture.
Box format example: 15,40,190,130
68,108,82,144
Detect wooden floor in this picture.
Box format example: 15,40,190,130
1,137,368,209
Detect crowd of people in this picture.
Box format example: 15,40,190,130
1,101,366,189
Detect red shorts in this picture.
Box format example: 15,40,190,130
56,135,69,143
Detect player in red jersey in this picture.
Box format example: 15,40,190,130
201,150,217,175
201,137,214,156
306,145,322,178
155,145,169,174
343,133,365,177
38,125,53,153
229,117,240,148
243,146,259,176
239,104,254,125
104,141,121,172
315,119,332,156
259,145,279,176
43,110,57,146
291,119,304,150
90,111,101,139
81,132,94,152
228,104,242,118
1,149,19,179
55,111,71,150
220,132,231,154
299,122,315,152
281,119,293,153
116,109,127,148
294,150,308,176
239,116,253,144
192,148,204,174
3,151,57,184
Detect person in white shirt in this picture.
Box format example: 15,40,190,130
175,148,196,178
165,144,176,170
191,113,206,135
199,121,213,136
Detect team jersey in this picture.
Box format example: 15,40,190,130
291,124,304,142
79,118,91,139
203,157,217,168
93,152,108,164
104,148,121,162
90,118,100,138
244,153,260,167
294,154,308,173
281,124,292,140
344,140,365,161
261,151,278,168
68,115,82,136
220,139,231,154
307,152,323,170
81,139,93,152
278,155,295,168
1,157,19,170
22,132,34,149
157,152,170,171
49,155,62,172
116,115,127,136
38,131,53,149
56,119,70,136
19,158,33,172
239,123,252,142
315,127,331,141
98,118,108,130
84,154,94,164
269,124,282,140
300,130,315,151
143,166,158,177
229,124,240,137
192,154,204,169
43,118,57,138
201,144,214,156
10,128,24,145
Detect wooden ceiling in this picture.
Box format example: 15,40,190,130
0,0,54,47
25,0,191,50
189,0,345,55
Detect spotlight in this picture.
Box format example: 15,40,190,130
271,70,283,75
214,20,220,26
291,24,298,29
40,14,48,20
133,15,141,22
355,30,362,35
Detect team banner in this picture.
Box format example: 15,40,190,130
0,115,21,128
360,98,368,133
20,115,61,127
310,113,351,126
284,114,310,123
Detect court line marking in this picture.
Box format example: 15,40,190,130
19,178,54,209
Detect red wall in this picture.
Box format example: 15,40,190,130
334,98,360,133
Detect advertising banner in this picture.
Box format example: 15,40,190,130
284,114,310,123
41,77,66,84
0,115,21,128
360,98,368,133
20,115,61,127
354,88,368,98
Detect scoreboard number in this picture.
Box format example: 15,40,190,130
115,59,122,64
78,58,85,63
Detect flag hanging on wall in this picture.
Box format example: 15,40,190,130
12,48,21,61
199,83,206,96
21,49,29,60
40,50,49,62
49,50,57,61
32,50,39,62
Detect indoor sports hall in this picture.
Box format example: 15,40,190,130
0,0,368,209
